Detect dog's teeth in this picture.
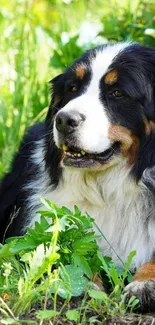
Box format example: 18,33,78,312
64,150,84,158
62,144,68,151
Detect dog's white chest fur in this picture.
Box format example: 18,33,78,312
28,149,155,270
49,167,155,269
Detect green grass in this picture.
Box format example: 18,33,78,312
0,199,139,324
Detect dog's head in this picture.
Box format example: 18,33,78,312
46,43,155,178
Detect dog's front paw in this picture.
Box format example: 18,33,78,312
124,280,155,311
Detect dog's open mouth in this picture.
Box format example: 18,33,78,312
62,142,120,168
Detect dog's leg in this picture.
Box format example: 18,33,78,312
124,261,155,311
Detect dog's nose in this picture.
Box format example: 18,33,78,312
55,111,85,134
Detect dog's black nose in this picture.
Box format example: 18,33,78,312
55,111,85,134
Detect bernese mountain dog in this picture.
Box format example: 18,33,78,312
1,42,155,310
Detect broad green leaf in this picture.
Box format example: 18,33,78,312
58,264,88,298
10,237,36,254
74,205,81,215
89,316,99,323
36,309,59,320
40,215,50,228
65,265,88,296
0,241,17,259
62,206,72,215
72,253,92,278
0,318,19,324
66,309,80,321
88,289,108,300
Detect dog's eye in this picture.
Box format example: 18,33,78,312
113,90,123,97
70,85,77,92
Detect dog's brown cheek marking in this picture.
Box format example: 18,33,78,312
108,125,139,167
104,70,118,85
133,261,155,281
75,64,85,79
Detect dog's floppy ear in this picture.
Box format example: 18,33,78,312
50,73,65,108
46,73,65,121
144,48,155,122
49,73,64,85
143,83,155,122
140,46,155,122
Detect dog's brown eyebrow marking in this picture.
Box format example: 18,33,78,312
104,70,118,85
75,64,86,79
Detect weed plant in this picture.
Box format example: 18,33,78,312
0,199,138,324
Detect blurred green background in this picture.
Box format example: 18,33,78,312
0,0,155,177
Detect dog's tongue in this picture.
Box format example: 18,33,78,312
63,155,96,168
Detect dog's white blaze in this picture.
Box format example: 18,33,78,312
54,43,129,153
88,43,128,95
